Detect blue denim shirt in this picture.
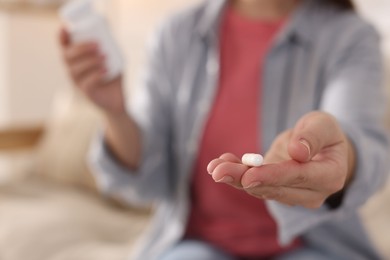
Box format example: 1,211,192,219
89,0,390,259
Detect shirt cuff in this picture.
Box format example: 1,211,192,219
87,129,152,207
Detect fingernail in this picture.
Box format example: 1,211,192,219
206,164,213,175
244,182,262,189
299,139,311,159
215,176,234,183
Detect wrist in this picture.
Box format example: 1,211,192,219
325,134,356,210
104,109,129,124
345,136,356,187
103,110,141,170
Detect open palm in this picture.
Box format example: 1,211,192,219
207,112,355,208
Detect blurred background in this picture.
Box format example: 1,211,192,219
0,0,389,259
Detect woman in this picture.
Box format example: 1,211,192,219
60,0,389,259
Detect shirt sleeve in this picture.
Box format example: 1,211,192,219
266,20,390,246
88,20,176,207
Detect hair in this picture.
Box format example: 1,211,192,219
327,0,355,10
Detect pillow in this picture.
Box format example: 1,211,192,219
360,181,390,258
0,179,150,260
33,89,103,192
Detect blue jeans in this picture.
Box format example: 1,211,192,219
159,240,331,260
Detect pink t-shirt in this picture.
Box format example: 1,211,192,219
185,7,301,258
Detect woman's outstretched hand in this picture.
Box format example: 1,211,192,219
207,111,356,209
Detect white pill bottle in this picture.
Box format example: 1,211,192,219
60,0,123,81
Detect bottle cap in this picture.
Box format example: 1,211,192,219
59,0,94,25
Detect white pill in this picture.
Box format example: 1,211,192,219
241,153,264,167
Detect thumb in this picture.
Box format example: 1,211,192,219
288,111,342,162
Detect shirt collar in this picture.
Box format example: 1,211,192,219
196,0,226,41
196,0,318,47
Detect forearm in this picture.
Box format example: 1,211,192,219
104,112,142,171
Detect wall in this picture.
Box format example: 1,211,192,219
0,7,70,126
1,0,388,126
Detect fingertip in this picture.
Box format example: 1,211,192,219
288,138,311,162
219,153,241,163
206,161,214,174
290,111,341,163
214,175,234,184
298,139,311,161
207,158,223,175
211,161,249,186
